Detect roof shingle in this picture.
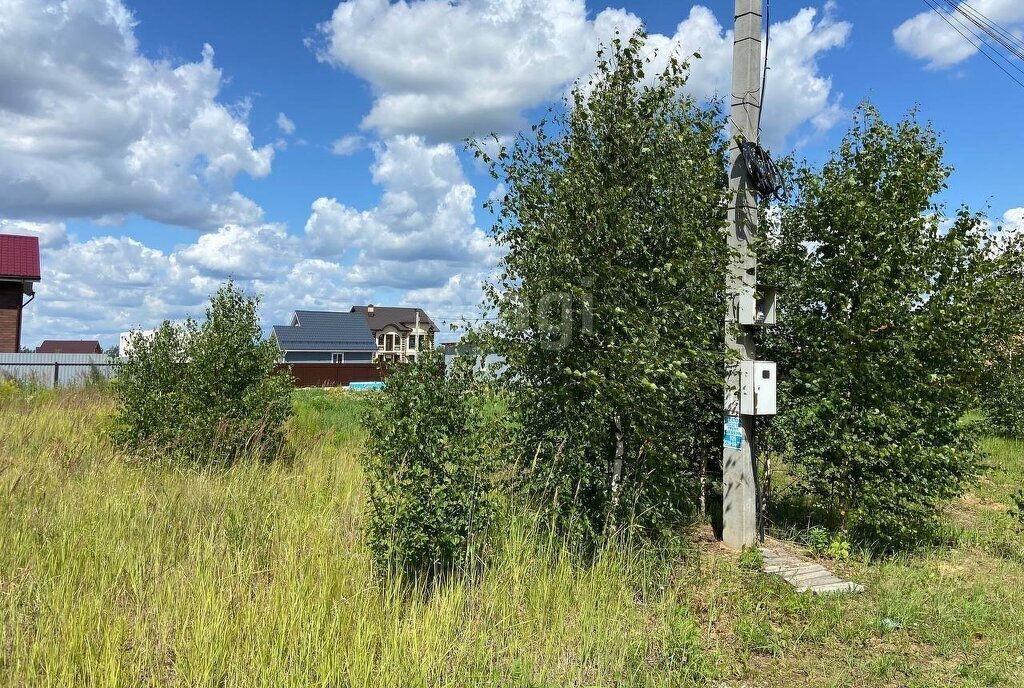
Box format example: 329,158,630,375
36,340,102,354
0,234,41,280
272,311,377,352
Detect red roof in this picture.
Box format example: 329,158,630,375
36,340,103,354
0,234,41,280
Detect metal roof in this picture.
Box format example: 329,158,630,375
36,340,102,354
350,305,437,332
0,234,41,280
272,310,377,352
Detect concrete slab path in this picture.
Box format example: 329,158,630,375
760,544,864,594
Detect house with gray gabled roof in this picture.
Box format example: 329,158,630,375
272,310,378,364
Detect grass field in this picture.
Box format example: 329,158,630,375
1,387,1023,687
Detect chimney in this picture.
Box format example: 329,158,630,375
367,304,375,316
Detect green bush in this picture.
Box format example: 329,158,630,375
760,105,997,549
1012,490,1024,527
982,341,1024,439
361,350,500,580
473,30,727,547
111,282,293,465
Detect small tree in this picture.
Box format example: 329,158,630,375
981,232,1024,438
760,105,1007,547
474,31,728,546
982,337,1024,439
111,282,293,464
361,350,499,579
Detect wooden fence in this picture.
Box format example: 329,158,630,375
275,363,384,388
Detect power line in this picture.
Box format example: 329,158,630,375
920,0,1024,90
756,0,770,136
955,1,1024,58
937,0,1024,67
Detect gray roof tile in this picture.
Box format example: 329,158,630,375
273,311,377,352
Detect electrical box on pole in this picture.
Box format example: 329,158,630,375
735,284,778,326
739,360,777,416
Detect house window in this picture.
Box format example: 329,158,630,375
377,334,384,347
332,353,344,363
384,333,401,352
408,335,418,351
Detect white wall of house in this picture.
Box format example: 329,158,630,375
373,324,433,361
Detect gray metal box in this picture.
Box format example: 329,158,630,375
736,285,778,326
740,360,777,416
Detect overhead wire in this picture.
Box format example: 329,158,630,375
950,1,1024,60
757,0,770,135
937,0,1024,72
919,0,1024,89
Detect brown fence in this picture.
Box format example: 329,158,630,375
276,363,385,388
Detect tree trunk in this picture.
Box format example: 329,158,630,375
608,414,625,532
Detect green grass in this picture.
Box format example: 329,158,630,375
1,388,1023,686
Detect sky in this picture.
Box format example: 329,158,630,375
1,0,1023,348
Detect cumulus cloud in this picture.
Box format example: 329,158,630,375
999,207,1024,234
305,135,500,289
314,0,605,141
894,0,1024,69
276,112,296,135
612,5,850,149
175,223,297,280
331,134,365,156
17,223,370,347
0,0,273,229
315,0,850,148
0,219,68,249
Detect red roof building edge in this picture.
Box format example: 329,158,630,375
0,234,41,280
36,340,103,354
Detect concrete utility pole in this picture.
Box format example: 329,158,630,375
722,0,763,549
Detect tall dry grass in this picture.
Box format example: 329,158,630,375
5,387,1023,687
0,388,712,687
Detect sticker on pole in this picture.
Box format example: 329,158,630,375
724,415,743,449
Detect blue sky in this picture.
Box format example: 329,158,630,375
2,0,1022,347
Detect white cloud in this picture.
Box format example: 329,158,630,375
331,134,365,156
0,219,68,249
305,135,500,289
1000,207,1024,233
17,223,369,347
314,0,607,141
894,0,1024,69
175,223,297,280
276,112,296,135
0,0,273,229
315,0,850,149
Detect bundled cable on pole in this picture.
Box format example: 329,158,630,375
740,0,785,205
739,140,786,202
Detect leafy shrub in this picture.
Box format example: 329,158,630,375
111,282,293,465
1012,490,1024,527
737,546,764,571
982,339,1024,439
806,527,851,562
473,30,727,547
760,105,998,549
361,349,500,579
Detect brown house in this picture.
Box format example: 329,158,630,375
36,340,103,354
0,234,41,353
